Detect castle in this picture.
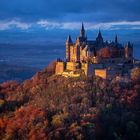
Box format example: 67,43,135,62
55,23,134,79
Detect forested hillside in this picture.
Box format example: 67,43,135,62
0,64,140,140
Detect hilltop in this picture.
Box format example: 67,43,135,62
0,62,140,140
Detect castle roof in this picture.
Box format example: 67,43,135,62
97,30,103,39
81,23,85,32
67,35,73,44
115,35,118,44
80,23,86,38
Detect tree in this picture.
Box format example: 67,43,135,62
131,67,140,82
51,114,64,128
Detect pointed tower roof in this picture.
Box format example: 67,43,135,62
97,30,102,38
115,35,118,44
80,23,85,38
67,35,73,44
96,29,103,40
96,29,103,43
81,22,85,32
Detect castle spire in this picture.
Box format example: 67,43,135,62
67,35,73,44
96,29,103,46
66,35,73,62
82,23,84,31
115,35,118,44
98,29,102,38
80,23,85,37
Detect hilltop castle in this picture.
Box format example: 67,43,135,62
56,23,134,79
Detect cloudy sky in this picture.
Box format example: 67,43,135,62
0,0,140,45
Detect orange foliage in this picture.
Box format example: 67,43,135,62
0,81,19,95
0,105,48,139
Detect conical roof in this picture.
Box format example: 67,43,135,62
67,35,73,43
97,30,102,38
81,23,85,31
115,35,118,44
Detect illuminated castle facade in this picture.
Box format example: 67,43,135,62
56,23,134,79
66,23,133,63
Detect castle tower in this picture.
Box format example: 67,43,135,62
96,30,103,48
76,37,80,45
76,45,80,62
80,23,85,38
125,42,133,59
66,35,73,61
93,47,99,63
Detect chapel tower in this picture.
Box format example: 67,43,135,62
96,30,103,48
66,35,73,61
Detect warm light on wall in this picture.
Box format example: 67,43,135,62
95,69,107,79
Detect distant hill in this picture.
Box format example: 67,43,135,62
0,64,140,140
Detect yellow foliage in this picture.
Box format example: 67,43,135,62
51,114,64,127
131,67,140,82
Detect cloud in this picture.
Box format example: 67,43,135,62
86,21,140,30
36,20,140,30
37,20,82,30
0,19,140,31
0,20,32,30
37,20,62,29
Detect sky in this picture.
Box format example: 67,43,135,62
0,0,140,44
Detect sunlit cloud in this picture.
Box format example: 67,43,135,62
0,19,140,31
37,20,62,29
0,20,32,30
36,20,140,30
87,21,140,30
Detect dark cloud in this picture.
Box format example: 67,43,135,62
0,0,139,22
